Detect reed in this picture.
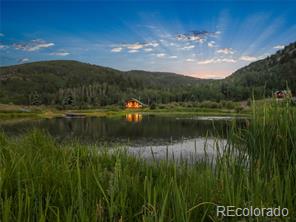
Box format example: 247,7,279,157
0,101,295,221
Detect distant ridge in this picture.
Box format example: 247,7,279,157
0,60,205,105
221,41,296,100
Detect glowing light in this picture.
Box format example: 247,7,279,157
126,113,143,122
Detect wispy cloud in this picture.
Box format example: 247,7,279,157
207,41,216,48
144,48,153,52
181,45,195,50
137,24,158,30
156,53,166,58
198,58,236,65
111,47,122,52
176,30,220,43
124,43,145,50
0,44,8,49
185,58,195,62
112,41,159,53
197,59,215,65
18,58,29,63
13,39,55,51
239,55,257,62
0,33,4,37
273,45,285,49
169,55,178,59
128,49,139,53
145,42,159,47
50,51,70,56
216,48,234,55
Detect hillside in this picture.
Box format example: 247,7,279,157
221,42,296,100
0,60,204,106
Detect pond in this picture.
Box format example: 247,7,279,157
0,113,245,160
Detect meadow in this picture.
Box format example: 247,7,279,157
0,101,295,221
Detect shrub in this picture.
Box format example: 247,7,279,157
150,103,156,110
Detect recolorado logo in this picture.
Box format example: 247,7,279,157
217,206,289,217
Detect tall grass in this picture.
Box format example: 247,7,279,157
0,101,295,221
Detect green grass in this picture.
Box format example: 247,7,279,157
0,101,295,221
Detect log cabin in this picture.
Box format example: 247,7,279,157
125,98,145,109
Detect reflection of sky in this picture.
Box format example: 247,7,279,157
128,138,227,162
1,1,295,78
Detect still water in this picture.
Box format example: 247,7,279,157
0,113,244,160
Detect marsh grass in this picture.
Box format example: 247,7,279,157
0,101,295,221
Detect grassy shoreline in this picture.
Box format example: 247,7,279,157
0,101,295,221
0,103,248,121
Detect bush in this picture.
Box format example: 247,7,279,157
158,104,166,109
150,103,156,110
198,101,222,109
221,100,236,109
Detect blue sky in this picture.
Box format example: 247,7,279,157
0,1,295,78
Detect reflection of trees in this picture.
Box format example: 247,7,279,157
1,116,245,145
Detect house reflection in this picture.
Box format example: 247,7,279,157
126,113,143,122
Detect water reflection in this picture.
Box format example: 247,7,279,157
0,115,246,160
125,113,142,122
128,138,227,162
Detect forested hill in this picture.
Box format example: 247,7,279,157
0,41,295,106
220,41,296,100
0,60,206,106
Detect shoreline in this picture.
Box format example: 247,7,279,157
0,105,249,121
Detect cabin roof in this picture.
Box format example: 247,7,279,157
126,98,146,106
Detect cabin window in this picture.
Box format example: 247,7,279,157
125,100,143,108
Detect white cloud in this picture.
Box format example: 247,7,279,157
125,43,144,50
207,41,216,48
0,44,8,49
221,58,236,63
19,58,29,63
197,58,236,65
186,58,195,62
239,55,258,62
50,51,70,56
112,41,159,53
198,59,215,65
144,48,153,52
156,53,166,58
128,49,139,53
13,39,55,51
273,45,285,50
176,30,220,44
177,34,206,43
181,45,195,50
146,42,159,47
169,55,178,59
29,43,55,51
124,41,159,50
111,47,122,52
217,48,234,55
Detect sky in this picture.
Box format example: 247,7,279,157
0,0,296,79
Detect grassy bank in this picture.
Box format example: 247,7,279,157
0,102,295,221
0,102,247,121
